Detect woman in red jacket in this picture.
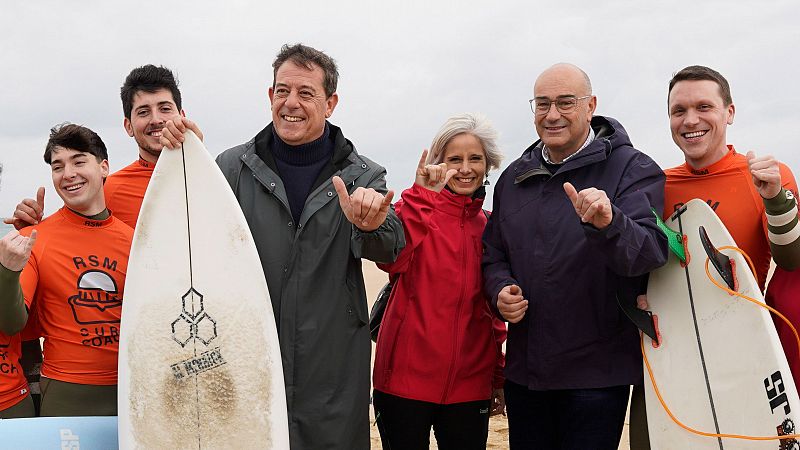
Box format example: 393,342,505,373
373,113,506,449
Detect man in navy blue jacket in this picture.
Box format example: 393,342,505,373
482,63,669,449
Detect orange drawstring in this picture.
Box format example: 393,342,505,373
642,245,800,441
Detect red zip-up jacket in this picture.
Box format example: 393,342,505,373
373,184,506,404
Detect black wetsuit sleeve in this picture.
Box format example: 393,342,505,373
0,264,29,335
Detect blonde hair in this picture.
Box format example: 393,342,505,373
427,113,502,172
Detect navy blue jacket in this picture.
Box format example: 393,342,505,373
482,116,668,389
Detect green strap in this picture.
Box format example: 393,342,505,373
652,208,686,263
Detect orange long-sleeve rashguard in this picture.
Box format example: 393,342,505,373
664,145,797,290
104,158,154,229
19,207,133,385
0,328,28,410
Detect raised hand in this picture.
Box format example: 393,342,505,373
4,187,45,230
0,230,37,271
332,176,395,232
159,117,204,149
414,149,457,193
564,182,613,229
490,388,506,416
636,294,649,310
747,151,782,199
497,284,528,323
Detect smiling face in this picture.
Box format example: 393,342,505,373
443,133,487,196
123,88,183,162
269,61,338,146
50,147,109,216
668,79,735,169
533,65,596,162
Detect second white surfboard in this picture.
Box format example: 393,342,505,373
645,199,799,449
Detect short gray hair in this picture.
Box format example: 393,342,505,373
427,113,502,173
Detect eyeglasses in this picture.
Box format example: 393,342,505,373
529,95,592,115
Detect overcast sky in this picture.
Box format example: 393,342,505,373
1,0,798,216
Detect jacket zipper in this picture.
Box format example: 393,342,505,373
440,206,468,403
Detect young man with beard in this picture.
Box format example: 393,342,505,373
0,124,133,416
629,64,800,450
6,65,197,230
161,43,405,450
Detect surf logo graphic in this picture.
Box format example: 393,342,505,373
168,268,228,383
171,287,217,347
777,419,799,450
0,335,20,376
766,371,792,415
59,429,80,450
765,371,799,450
68,270,123,324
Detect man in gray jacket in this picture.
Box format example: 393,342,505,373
163,44,404,449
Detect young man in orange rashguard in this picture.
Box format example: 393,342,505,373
629,65,800,449
661,66,797,288
104,65,187,227
0,124,133,416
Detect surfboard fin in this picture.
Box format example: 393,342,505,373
617,293,659,344
652,209,686,263
698,226,736,291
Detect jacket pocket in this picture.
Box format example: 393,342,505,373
344,259,368,326
374,303,407,383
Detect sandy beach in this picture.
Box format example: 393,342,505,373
362,261,631,450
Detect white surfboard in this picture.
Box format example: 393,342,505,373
118,131,289,449
644,199,800,449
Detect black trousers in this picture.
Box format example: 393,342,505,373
373,389,491,450
505,380,630,450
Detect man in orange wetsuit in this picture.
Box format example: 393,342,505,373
0,124,133,416
630,65,799,449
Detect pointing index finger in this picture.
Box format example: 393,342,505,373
417,149,429,171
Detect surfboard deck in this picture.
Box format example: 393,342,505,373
118,132,289,449
644,199,800,449
0,416,117,450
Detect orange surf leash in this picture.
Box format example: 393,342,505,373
641,245,800,441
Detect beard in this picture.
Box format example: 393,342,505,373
135,135,163,161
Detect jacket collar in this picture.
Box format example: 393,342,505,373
435,186,486,217
513,115,626,184
239,122,371,194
